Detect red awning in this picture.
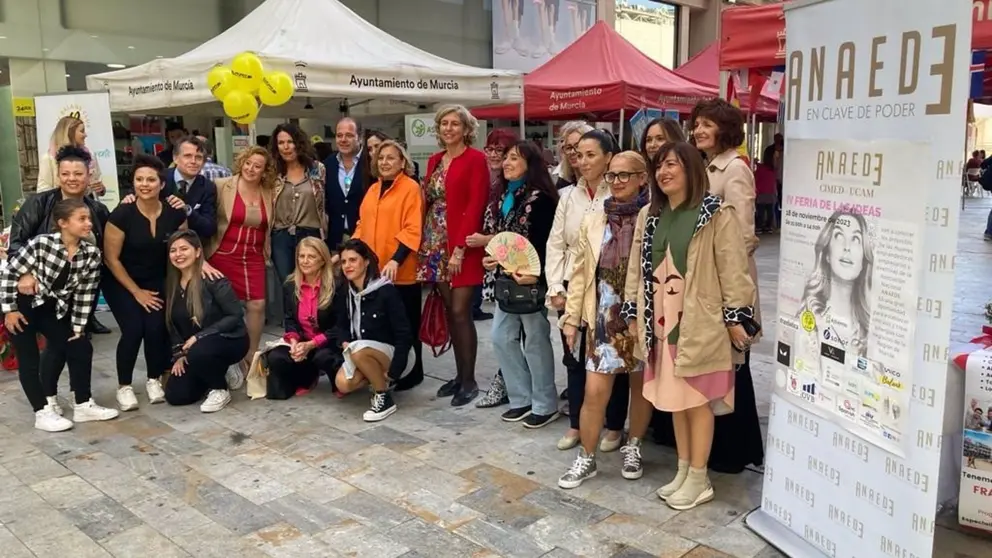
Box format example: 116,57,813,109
472,21,716,121
720,1,992,70
675,42,779,117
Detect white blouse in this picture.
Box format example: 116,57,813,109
544,177,610,299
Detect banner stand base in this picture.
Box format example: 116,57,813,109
745,510,829,558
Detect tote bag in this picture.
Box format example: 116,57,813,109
419,285,451,357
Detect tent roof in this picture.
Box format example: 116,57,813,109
85,0,522,116
674,41,779,117
472,21,716,120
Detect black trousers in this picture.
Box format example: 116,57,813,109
266,345,339,399
559,306,628,430
165,334,248,406
393,283,423,389
9,298,93,411
103,277,170,385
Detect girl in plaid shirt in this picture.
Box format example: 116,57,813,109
1,198,119,432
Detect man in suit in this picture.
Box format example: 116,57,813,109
323,117,370,250
162,136,218,240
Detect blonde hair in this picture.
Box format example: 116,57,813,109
48,116,84,156
375,140,416,178
290,237,337,309
434,104,478,148
611,151,647,172
234,146,278,190
557,121,594,183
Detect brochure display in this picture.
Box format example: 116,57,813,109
746,0,971,556
962,348,992,533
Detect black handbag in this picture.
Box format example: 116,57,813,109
732,316,762,352
493,274,547,315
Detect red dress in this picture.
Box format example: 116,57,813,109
208,192,267,301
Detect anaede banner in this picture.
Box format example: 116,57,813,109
747,0,971,557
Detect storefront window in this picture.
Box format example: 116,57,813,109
615,1,679,68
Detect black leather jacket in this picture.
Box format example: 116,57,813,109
8,190,110,258
168,277,248,348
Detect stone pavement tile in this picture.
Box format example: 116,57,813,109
385,517,493,558
29,432,100,464
0,438,43,464
21,526,114,558
0,525,35,558
523,515,626,558
356,424,430,452
309,426,378,455
151,470,281,535
456,484,548,530
109,413,175,440
751,546,786,558
30,474,104,509
403,439,492,474
657,497,748,541
403,465,480,501
276,466,357,504
214,468,295,505
0,489,76,541
589,514,697,557
372,414,465,443
314,520,409,558
521,487,615,525
170,521,269,558
263,492,354,534
537,548,580,557
459,463,543,498
454,517,554,558
245,522,339,558
4,451,71,485
696,516,770,558
324,490,415,528
191,424,265,455
582,484,680,527
146,430,211,457
63,452,135,483
177,447,245,479
933,526,992,558
62,494,143,541
88,469,167,504
483,448,577,491
681,545,735,558
416,406,481,429
611,548,668,558
234,445,309,478
250,421,324,452
341,464,417,501
123,493,213,539
280,435,357,476
100,523,192,558
394,488,481,529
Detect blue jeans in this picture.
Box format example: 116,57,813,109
271,227,322,284
492,307,558,415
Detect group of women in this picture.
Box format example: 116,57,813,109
3,98,765,512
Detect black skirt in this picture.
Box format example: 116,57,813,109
649,351,765,473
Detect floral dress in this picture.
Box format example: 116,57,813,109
416,166,450,283
586,227,641,375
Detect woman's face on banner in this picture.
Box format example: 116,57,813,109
827,215,865,282
73,123,87,147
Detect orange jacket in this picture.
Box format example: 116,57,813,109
353,173,423,285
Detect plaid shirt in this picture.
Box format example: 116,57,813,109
200,159,232,181
1,233,102,335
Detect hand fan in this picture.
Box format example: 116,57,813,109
485,232,541,276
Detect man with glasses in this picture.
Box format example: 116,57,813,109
323,117,370,250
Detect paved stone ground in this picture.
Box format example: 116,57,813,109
2,200,992,557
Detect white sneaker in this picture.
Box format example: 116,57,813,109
146,378,165,404
73,399,120,423
200,390,231,413
35,408,73,432
116,386,139,411
225,366,244,390
46,396,64,416
495,39,511,55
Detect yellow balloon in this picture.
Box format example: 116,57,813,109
207,66,235,101
222,90,259,124
258,71,294,107
230,52,264,93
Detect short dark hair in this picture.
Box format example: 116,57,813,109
977,407,985,414
176,135,205,154
51,197,88,232
974,150,981,158
648,141,709,216
270,123,316,175
578,129,620,156
690,98,745,153
132,153,165,177
166,122,186,134
55,145,92,167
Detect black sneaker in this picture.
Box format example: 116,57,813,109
501,406,532,422
559,389,568,400
473,310,494,321
436,379,459,398
363,391,396,422
522,411,560,429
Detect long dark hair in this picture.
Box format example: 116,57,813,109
493,141,559,217
640,118,685,154
339,238,380,284
647,142,709,216
164,230,206,333
270,123,315,175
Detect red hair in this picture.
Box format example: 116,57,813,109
485,128,519,150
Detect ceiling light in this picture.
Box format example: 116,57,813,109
42,48,49,52
106,63,126,69
65,73,70,77
127,45,135,49
155,55,163,58
90,34,99,38
0,36,7,39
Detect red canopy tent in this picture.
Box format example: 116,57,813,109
472,21,716,121
720,1,992,70
676,42,779,117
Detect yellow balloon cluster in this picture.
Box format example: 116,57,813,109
207,52,294,125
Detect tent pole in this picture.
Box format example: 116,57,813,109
518,101,525,138
619,107,625,147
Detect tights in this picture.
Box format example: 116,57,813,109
436,283,478,389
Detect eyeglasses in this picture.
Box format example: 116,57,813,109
604,171,644,184
484,146,506,156
562,143,579,154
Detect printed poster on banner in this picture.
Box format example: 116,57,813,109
775,138,926,456
34,92,121,209
492,0,597,73
961,350,992,532
403,113,486,176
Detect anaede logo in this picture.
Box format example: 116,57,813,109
786,24,957,121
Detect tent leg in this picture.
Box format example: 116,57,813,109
619,108,625,147
519,102,525,138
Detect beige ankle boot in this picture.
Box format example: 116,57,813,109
666,466,714,510
656,459,689,501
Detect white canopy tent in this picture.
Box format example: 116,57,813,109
85,0,523,118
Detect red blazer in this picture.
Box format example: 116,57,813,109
425,147,489,287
